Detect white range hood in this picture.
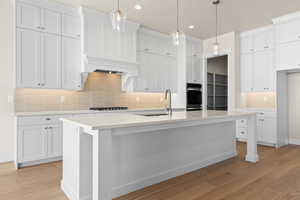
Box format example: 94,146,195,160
82,55,139,91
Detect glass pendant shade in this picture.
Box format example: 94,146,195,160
213,42,220,55
111,9,126,31
172,31,180,46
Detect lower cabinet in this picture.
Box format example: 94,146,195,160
236,111,277,146
18,125,48,163
16,115,66,168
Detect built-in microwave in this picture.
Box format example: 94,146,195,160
186,83,202,111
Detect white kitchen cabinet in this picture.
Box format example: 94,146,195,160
17,3,61,34
62,37,82,90
240,27,276,93
82,7,139,64
186,37,203,84
42,9,61,35
240,53,253,92
18,126,48,163
277,41,300,71
62,14,81,38
187,55,202,84
135,52,177,92
253,28,274,52
252,50,275,92
236,111,277,146
17,28,62,89
41,33,61,88
275,18,300,44
16,1,82,90
240,34,253,54
47,125,62,158
16,28,41,88
17,3,41,31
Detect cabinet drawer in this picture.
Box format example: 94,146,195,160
18,115,66,126
237,128,247,139
237,119,247,127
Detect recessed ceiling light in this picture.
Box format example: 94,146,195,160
134,4,142,10
188,25,195,29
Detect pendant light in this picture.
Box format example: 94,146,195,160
111,0,126,31
213,0,220,55
172,0,182,46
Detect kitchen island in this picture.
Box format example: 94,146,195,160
60,111,258,200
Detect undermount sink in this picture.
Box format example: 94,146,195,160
139,113,169,117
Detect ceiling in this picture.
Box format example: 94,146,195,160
54,0,300,39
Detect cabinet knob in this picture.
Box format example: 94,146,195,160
77,34,81,37
38,83,41,86
45,127,48,130
264,46,269,49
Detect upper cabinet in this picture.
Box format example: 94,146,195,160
16,0,82,90
17,3,61,35
133,28,178,93
62,14,81,38
81,7,139,64
240,26,276,93
240,26,274,53
186,37,203,84
273,13,300,71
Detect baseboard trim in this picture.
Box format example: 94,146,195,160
112,150,237,198
18,156,62,168
289,138,300,145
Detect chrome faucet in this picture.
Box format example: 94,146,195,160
164,89,172,116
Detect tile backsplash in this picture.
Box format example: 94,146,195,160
15,72,165,112
243,92,276,109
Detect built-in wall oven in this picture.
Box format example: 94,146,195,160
186,83,202,111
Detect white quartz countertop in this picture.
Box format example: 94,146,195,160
14,108,185,117
61,111,257,130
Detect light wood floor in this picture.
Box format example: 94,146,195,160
2,143,300,200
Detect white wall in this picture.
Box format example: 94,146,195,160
0,0,15,163
203,32,238,111
288,73,300,143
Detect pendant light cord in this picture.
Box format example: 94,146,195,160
177,0,179,32
117,0,120,10
215,1,218,44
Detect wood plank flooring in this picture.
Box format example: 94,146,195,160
2,143,300,200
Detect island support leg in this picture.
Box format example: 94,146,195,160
93,129,113,200
245,115,259,163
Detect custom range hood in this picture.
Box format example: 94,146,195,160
82,55,139,91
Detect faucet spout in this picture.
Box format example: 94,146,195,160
164,89,172,116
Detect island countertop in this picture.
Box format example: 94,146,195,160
60,110,257,130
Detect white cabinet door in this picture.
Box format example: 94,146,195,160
47,125,62,158
18,126,47,162
253,29,274,52
253,50,274,92
240,34,253,54
277,41,300,71
41,33,61,89
262,117,277,144
186,56,194,83
193,56,202,84
17,28,41,88
17,3,41,31
62,37,82,90
240,53,253,92
42,9,61,35
276,19,300,44
62,14,81,38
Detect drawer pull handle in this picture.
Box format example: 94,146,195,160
45,118,51,121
